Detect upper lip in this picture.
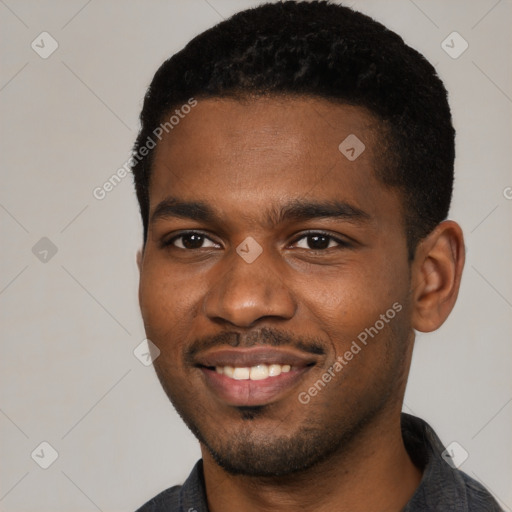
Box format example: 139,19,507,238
194,346,318,369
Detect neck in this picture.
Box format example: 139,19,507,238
201,408,422,512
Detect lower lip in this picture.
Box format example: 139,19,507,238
200,367,311,406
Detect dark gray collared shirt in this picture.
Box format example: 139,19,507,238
135,413,502,511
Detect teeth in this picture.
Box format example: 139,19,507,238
250,364,269,380
233,367,250,380
223,366,234,378
268,364,281,377
215,363,293,380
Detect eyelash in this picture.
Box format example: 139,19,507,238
162,230,351,251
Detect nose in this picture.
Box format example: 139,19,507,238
203,245,296,328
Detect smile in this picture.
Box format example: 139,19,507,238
194,346,318,406
215,363,292,380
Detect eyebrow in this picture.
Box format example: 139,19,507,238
150,196,371,227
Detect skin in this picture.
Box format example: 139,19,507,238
137,96,465,512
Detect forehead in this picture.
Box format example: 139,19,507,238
149,96,402,231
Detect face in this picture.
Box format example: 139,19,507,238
138,97,415,476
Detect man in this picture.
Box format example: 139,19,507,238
132,1,501,510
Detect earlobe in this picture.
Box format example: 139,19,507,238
410,221,465,333
136,248,143,273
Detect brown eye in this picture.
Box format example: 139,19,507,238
165,232,219,250
292,232,350,250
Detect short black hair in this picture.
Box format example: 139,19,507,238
131,0,455,255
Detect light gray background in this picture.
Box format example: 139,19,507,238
1,1,511,510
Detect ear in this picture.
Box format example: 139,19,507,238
410,220,465,333
136,248,144,273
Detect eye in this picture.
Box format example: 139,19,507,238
291,232,350,251
164,231,219,250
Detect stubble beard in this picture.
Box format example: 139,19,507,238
153,360,404,478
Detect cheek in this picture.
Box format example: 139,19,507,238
139,260,197,346
302,255,408,344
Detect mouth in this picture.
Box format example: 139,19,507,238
194,346,317,407
214,363,293,380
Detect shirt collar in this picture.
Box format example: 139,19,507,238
177,413,483,512
401,412,470,511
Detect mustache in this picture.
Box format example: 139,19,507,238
186,327,326,361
